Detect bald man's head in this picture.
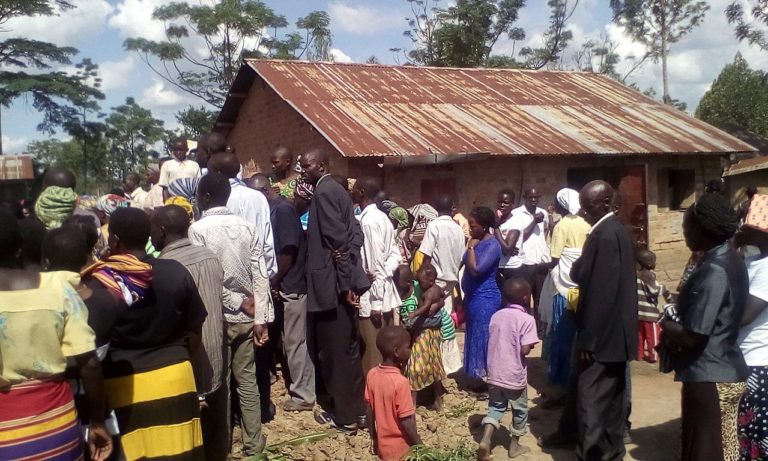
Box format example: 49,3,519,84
196,132,227,168
150,205,191,251
43,167,76,190
245,173,271,198
207,152,241,179
579,180,615,225
271,147,293,179
300,149,330,185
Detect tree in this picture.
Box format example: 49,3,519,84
571,34,650,83
695,53,768,136
29,138,110,195
726,1,768,52
175,106,218,139
0,0,104,153
611,0,709,105
519,0,579,69
124,1,333,108
105,97,166,181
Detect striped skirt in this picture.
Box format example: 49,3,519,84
0,379,84,460
105,361,204,460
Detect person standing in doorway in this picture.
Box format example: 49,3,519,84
571,180,638,461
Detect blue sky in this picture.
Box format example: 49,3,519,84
3,0,767,154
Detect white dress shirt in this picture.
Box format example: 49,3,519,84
358,204,402,317
158,158,201,187
512,205,551,266
128,187,148,209
188,206,273,325
227,178,277,278
143,184,164,211
418,215,465,284
498,213,526,269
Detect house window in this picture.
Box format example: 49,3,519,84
659,169,695,210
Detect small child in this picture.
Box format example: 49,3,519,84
478,278,538,460
365,325,422,461
637,249,671,363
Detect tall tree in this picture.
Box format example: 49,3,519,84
571,34,650,82
695,53,768,136
105,97,166,181
611,0,709,104
519,0,579,69
29,138,110,194
0,0,104,153
726,1,768,52
175,106,218,139
125,1,332,108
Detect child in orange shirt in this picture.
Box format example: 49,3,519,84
365,325,422,460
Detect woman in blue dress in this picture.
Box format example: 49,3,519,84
463,206,503,380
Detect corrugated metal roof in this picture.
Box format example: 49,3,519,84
724,155,768,176
219,59,756,158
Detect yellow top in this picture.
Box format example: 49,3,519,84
0,271,96,388
550,215,591,259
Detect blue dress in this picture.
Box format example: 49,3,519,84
462,237,502,380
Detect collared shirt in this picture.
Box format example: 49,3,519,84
143,184,164,211
188,206,273,325
511,205,550,265
588,211,615,234
128,187,148,209
158,158,201,187
418,215,465,284
227,178,277,278
487,304,539,390
270,196,306,295
160,238,227,395
498,213,526,269
359,204,402,317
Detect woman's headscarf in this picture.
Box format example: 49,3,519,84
97,194,128,217
389,206,409,235
168,177,201,201
556,188,581,216
82,254,153,306
164,196,194,221
380,199,399,213
35,186,78,230
294,180,315,202
407,203,438,238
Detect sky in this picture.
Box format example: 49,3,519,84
3,0,768,154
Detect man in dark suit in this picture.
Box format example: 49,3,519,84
570,180,638,461
300,149,369,434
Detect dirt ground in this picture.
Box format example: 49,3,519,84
241,332,682,460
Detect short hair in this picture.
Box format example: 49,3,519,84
198,132,227,154
470,206,496,229
0,210,22,260
304,149,329,166
376,325,410,357
249,173,271,190
502,277,531,305
498,188,516,201
636,249,656,268
690,192,739,242
43,226,88,272
198,171,231,205
207,152,241,179
43,167,76,190
705,178,723,194
153,205,191,236
63,215,99,253
109,208,151,250
434,194,454,214
418,262,437,280
18,218,47,266
124,172,140,183
355,176,381,200
109,187,125,196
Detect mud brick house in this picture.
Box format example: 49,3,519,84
215,59,755,285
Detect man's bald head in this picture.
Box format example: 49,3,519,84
43,167,76,190
245,173,271,198
207,152,241,179
300,149,330,185
271,147,294,179
196,132,227,168
579,180,615,225
150,205,191,251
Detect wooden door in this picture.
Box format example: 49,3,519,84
616,165,648,248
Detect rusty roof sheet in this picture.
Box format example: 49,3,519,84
223,59,756,158
724,155,768,176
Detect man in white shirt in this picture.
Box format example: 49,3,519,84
123,172,148,209
142,159,167,211
208,153,277,278
511,188,551,313
158,137,201,188
418,194,465,374
189,171,273,456
351,177,402,375
495,189,526,279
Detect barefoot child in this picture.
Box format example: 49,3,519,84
394,264,447,411
478,278,538,460
636,249,671,363
365,325,422,461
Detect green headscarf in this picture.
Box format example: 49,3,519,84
35,186,78,230
389,206,409,236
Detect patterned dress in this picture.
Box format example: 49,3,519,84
399,283,446,391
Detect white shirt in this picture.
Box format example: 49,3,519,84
227,179,277,278
188,207,273,325
159,158,201,187
739,255,768,366
418,215,465,284
498,214,526,269
511,205,551,265
128,187,148,209
358,204,402,317
143,184,164,211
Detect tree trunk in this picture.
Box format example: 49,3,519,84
661,1,671,105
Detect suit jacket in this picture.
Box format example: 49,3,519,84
571,215,638,362
306,175,370,313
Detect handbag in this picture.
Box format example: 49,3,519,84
657,304,680,374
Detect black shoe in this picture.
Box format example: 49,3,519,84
357,415,368,429
330,420,358,435
539,432,577,450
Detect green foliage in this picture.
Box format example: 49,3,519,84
125,0,333,108
175,106,218,139
105,97,166,181
444,400,476,418
696,53,768,136
0,0,73,24
404,443,477,460
28,138,110,195
247,431,331,460
727,1,768,52
519,0,577,70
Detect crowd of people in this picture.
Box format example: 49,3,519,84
1,130,768,461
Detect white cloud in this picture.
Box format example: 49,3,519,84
99,56,138,92
139,78,186,109
328,2,403,35
330,48,354,63
108,0,174,41
2,135,29,155
3,0,113,45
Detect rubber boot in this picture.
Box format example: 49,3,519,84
477,423,495,461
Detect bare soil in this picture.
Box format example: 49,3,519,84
236,332,682,460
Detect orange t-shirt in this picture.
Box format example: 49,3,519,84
364,365,415,461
